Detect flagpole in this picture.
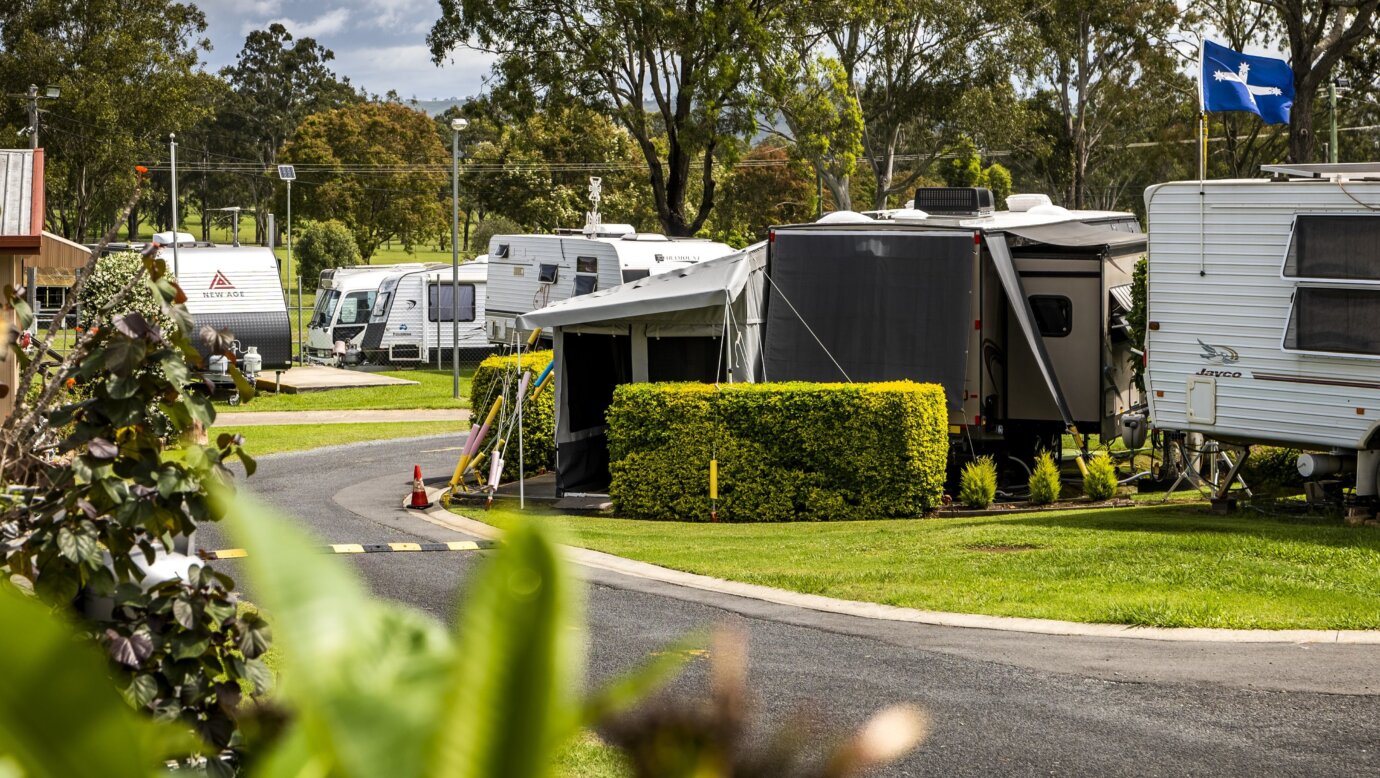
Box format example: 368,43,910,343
1197,37,1208,277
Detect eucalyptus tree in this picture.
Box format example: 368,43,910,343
1249,0,1379,163
429,0,783,236
1021,0,1183,209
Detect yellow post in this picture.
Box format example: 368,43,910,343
709,459,718,499
450,396,504,486
1069,426,1090,477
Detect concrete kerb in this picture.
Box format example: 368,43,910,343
412,486,1380,646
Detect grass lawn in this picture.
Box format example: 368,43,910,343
557,734,631,778
470,504,1380,630
216,421,468,456
218,368,476,413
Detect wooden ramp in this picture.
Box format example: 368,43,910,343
256,366,420,393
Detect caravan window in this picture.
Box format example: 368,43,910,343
1284,287,1380,357
494,244,510,258
1283,214,1380,282
573,275,598,296
576,256,598,273
370,291,392,320
622,268,650,283
1029,295,1073,337
337,291,376,325
428,283,476,322
538,263,560,284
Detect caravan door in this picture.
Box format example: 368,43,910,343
1005,257,1103,426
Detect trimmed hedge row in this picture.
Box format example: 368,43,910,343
469,350,555,479
607,381,948,522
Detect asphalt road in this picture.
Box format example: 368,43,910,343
203,434,1380,777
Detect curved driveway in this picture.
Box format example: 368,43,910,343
206,435,1380,776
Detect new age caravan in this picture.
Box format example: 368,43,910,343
484,232,737,345
1144,163,1380,511
517,187,1146,494
306,258,490,366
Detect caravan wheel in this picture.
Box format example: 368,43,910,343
228,392,241,406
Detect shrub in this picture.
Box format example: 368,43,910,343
958,456,998,509
469,350,555,479
296,219,362,291
607,381,948,521
1028,450,1061,505
1241,446,1304,495
80,250,176,334
470,214,524,254
1083,452,1119,501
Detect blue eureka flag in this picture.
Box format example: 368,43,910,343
1200,40,1294,124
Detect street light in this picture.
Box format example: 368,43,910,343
277,164,299,364
1330,77,1352,164
451,117,468,400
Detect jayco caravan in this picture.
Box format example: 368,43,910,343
484,232,737,345
1144,163,1380,508
306,258,490,365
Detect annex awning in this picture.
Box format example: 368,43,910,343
1003,221,1146,249
516,244,762,330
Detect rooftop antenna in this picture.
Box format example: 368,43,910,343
582,176,602,237
207,206,256,246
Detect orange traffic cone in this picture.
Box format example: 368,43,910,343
407,464,433,509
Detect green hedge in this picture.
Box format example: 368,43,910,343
607,381,948,522
469,350,555,479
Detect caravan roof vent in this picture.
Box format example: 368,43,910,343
816,210,874,224
1028,203,1071,217
621,232,671,241
152,231,198,246
913,187,994,217
1005,193,1053,213
887,208,930,223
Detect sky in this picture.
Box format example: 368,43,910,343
196,0,497,103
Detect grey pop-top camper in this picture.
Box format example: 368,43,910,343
517,187,1146,495
1144,163,1380,509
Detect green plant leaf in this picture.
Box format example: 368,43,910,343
424,520,584,778
0,585,199,777
215,486,452,778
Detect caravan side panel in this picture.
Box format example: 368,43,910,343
1145,179,1380,450
174,248,292,368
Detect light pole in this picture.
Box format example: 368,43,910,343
451,117,468,400
6,84,60,150
1330,77,1352,164
277,164,298,363
170,134,180,276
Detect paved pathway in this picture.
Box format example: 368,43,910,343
203,436,1380,777
216,409,470,426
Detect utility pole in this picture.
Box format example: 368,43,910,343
278,165,298,363
170,134,180,277
7,84,60,149
451,117,468,400
1330,77,1352,164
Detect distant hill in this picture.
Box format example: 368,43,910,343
408,98,466,116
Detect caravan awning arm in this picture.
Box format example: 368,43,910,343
985,234,1090,460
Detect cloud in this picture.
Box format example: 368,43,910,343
338,43,495,100
261,8,353,39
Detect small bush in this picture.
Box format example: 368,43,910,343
958,456,998,509
297,219,362,290
1028,450,1061,505
1083,453,1119,501
1241,446,1304,495
471,215,524,254
607,381,948,521
469,350,555,479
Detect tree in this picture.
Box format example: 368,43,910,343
296,220,362,290
706,139,817,244
1021,0,1183,209
0,0,215,242
281,102,448,262
429,0,781,236
205,24,360,242
1250,0,1380,162
761,50,864,211
942,138,1012,207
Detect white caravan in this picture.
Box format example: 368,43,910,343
306,258,490,365
1144,163,1380,506
483,232,737,344
158,243,293,369
305,263,435,365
